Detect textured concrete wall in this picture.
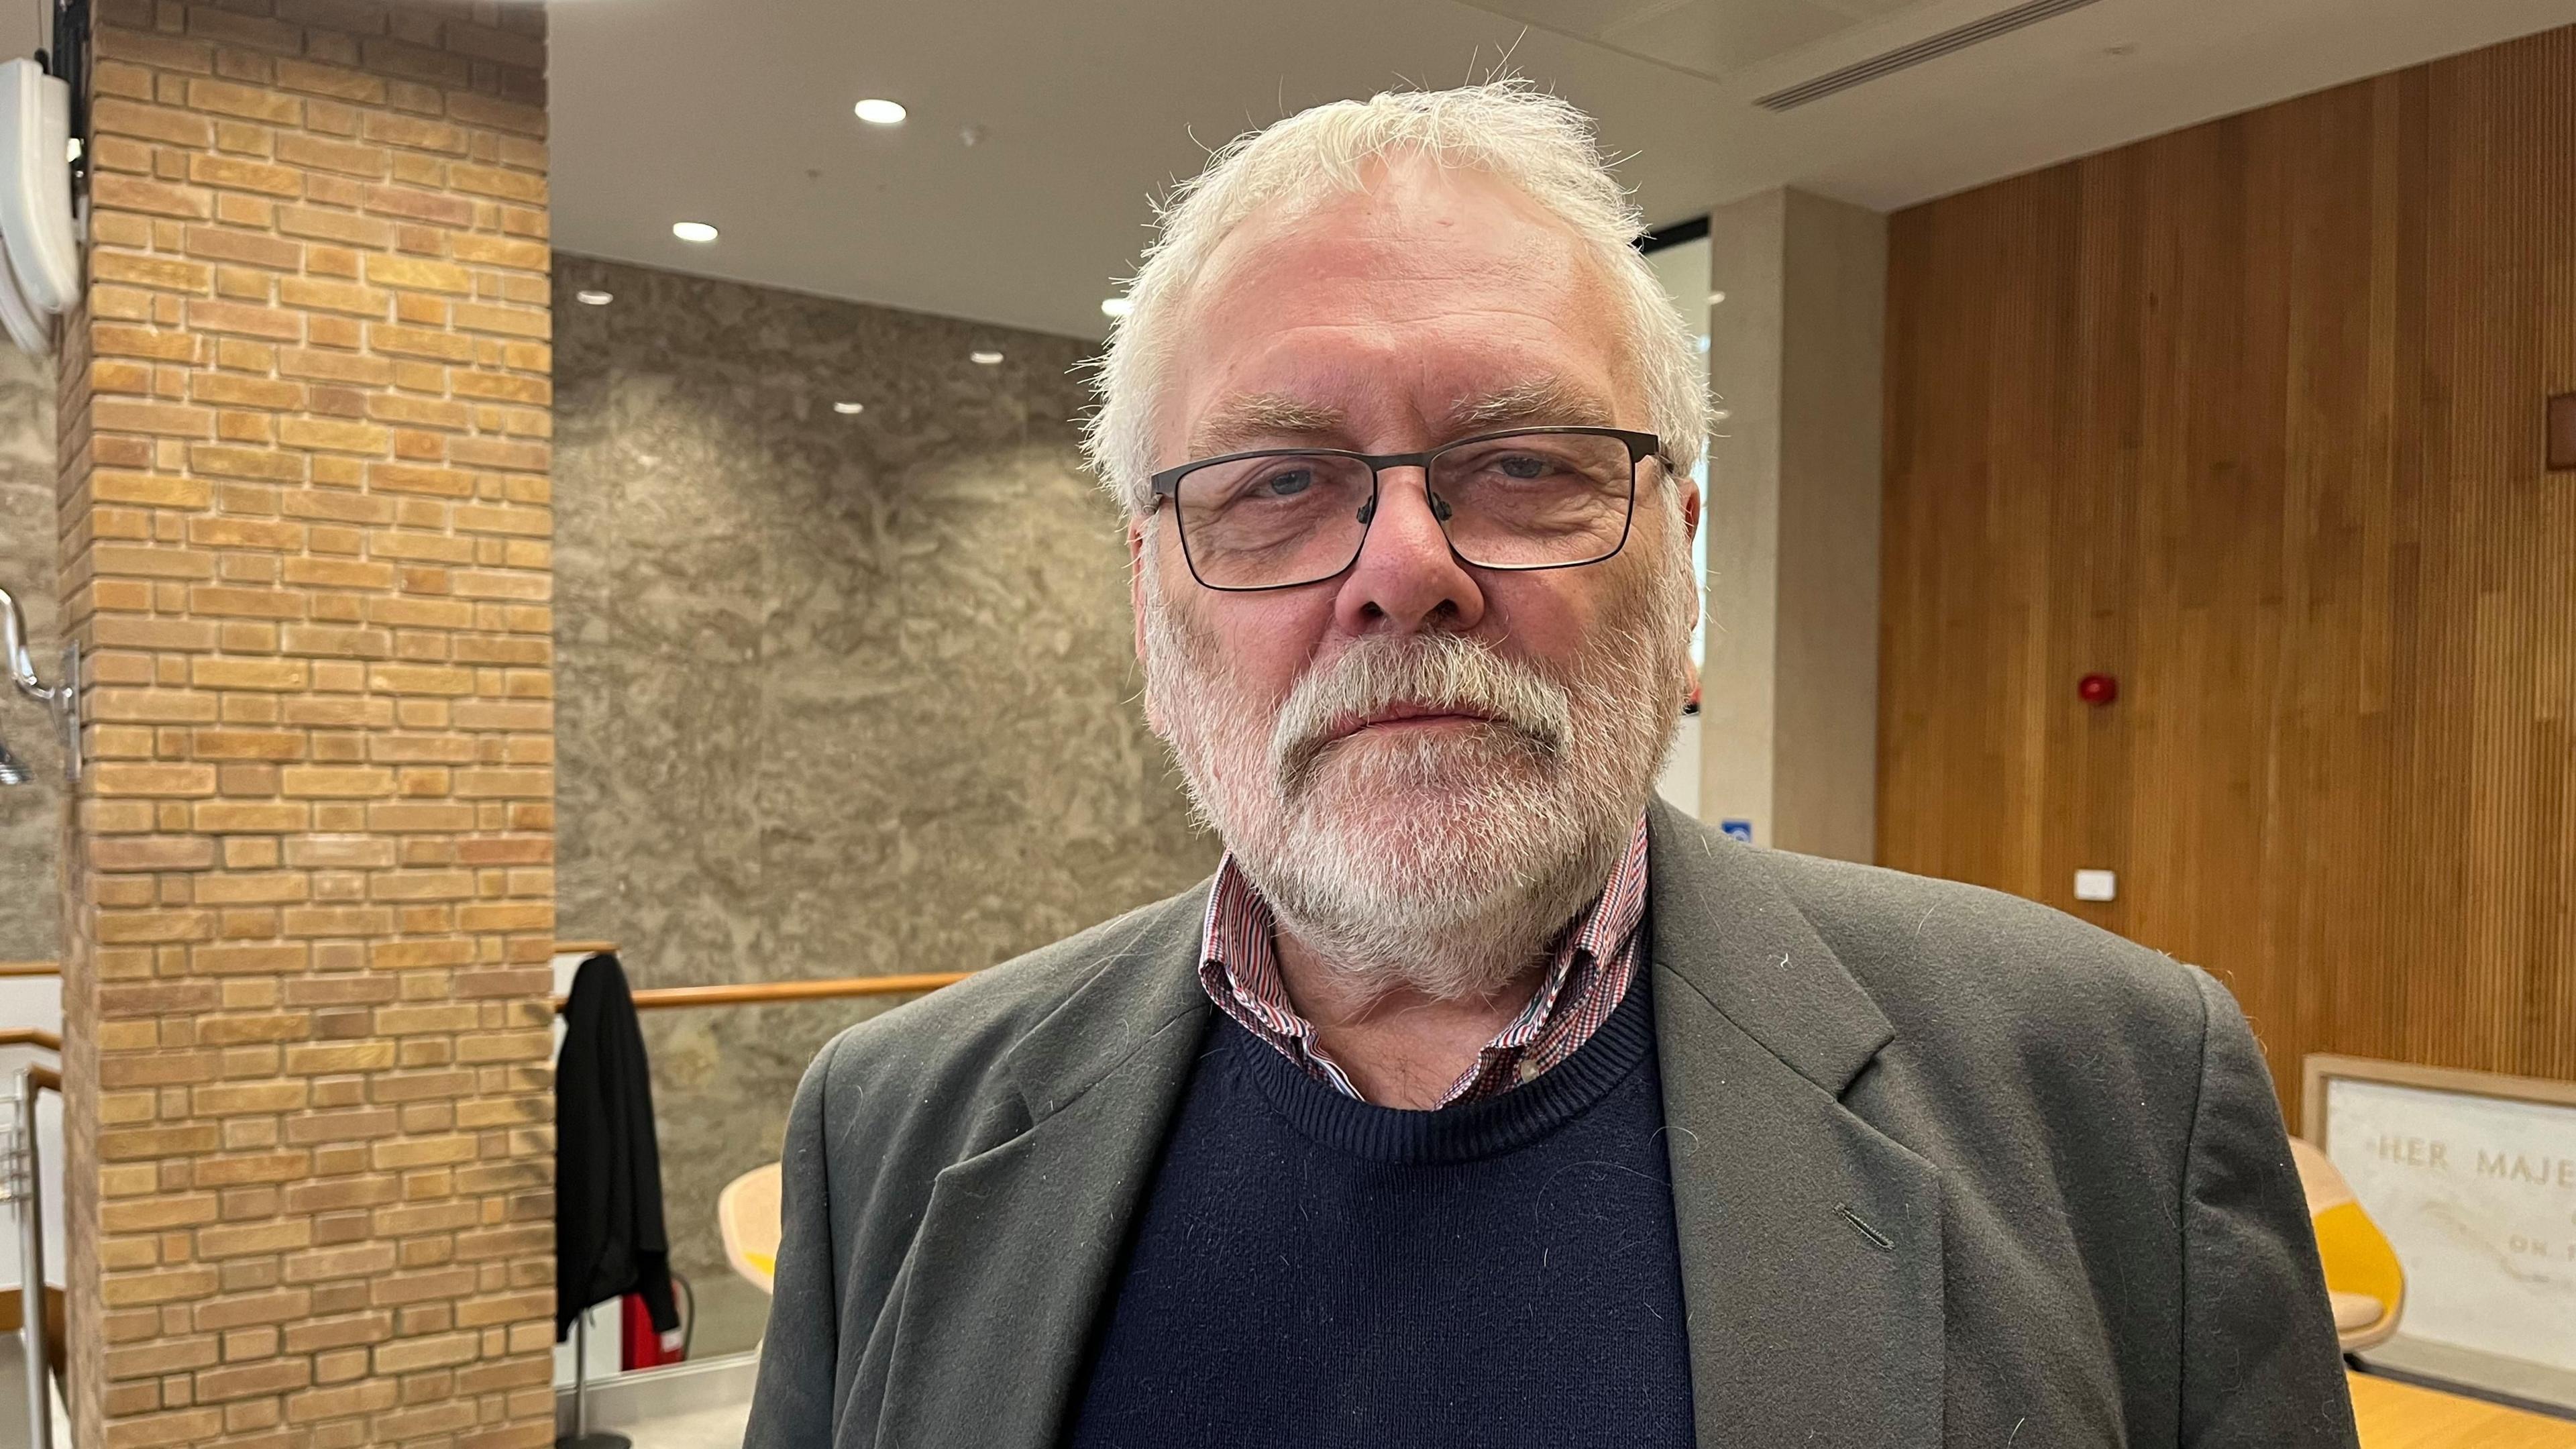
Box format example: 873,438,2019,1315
0,343,59,962
550,256,1215,1300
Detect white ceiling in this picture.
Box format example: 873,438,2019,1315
549,0,2575,343
1463,0,1932,85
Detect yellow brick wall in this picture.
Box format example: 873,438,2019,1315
58,3,555,1446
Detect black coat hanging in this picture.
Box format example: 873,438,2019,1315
555,951,680,1338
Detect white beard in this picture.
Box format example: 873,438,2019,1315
1141,523,1695,1002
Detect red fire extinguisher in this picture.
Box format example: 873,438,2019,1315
619,1277,688,1371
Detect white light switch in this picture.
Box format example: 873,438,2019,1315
2073,869,2117,902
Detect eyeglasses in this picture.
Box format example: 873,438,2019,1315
1148,427,1667,592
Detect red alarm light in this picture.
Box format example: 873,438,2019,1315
2078,673,2118,706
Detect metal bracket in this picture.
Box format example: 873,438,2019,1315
45,0,87,198
0,585,76,785
52,640,76,782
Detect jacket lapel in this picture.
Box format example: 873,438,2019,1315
871,888,1216,1449
871,810,1949,1447
1646,801,1946,1446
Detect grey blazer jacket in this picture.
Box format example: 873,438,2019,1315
743,802,2359,1448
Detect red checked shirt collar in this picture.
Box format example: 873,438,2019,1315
1196,814,1650,1108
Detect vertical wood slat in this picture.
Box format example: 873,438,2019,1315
1877,23,2576,1122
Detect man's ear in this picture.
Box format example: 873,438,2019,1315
1128,521,1149,658
1128,520,1169,737
1678,478,1704,633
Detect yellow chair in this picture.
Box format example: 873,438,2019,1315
2290,1137,2404,1352
718,1162,783,1295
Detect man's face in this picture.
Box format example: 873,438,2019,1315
1131,158,1701,995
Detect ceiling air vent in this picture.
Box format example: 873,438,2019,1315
1756,0,2107,111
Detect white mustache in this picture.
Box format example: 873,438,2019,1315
1268,633,1573,798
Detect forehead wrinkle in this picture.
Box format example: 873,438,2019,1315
1168,176,1635,466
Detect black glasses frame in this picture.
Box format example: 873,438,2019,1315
1147,425,1669,593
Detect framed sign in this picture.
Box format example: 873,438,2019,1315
2302,1055,2576,1378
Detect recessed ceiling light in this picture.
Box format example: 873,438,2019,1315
1707,290,1726,305
833,400,865,415
854,99,908,125
969,350,1004,366
1099,297,1133,319
574,288,612,306
672,221,718,244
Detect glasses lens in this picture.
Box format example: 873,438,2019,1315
1429,432,1635,568
1175,452,1375,588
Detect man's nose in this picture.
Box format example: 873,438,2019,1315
1331,467,1486,635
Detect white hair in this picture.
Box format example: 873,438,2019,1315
1083,80,1707,519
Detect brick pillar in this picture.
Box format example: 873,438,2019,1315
58,3,555,1446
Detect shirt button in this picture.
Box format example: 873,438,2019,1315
1517,1060,1540,1085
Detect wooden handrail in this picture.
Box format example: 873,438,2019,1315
0,953,951,1019
28,1064,56,1095
0,1030,59,1053
555,972,972,1014
0,941,623,981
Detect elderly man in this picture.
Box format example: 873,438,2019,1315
744,84,2355,1448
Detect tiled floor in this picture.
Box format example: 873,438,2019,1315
686,1275,771,1359
0,1336,72,1447
621,1399,754,1449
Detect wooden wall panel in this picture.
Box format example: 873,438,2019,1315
1878,23,2576,1122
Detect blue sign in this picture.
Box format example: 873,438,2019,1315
1719,819,1754,843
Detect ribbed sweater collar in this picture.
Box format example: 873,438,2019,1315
1220,963,1657,1166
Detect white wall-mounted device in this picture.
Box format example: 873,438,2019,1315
0,56,76,352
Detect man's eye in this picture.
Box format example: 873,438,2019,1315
1259,468,1314,497
1495,454,1551,480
